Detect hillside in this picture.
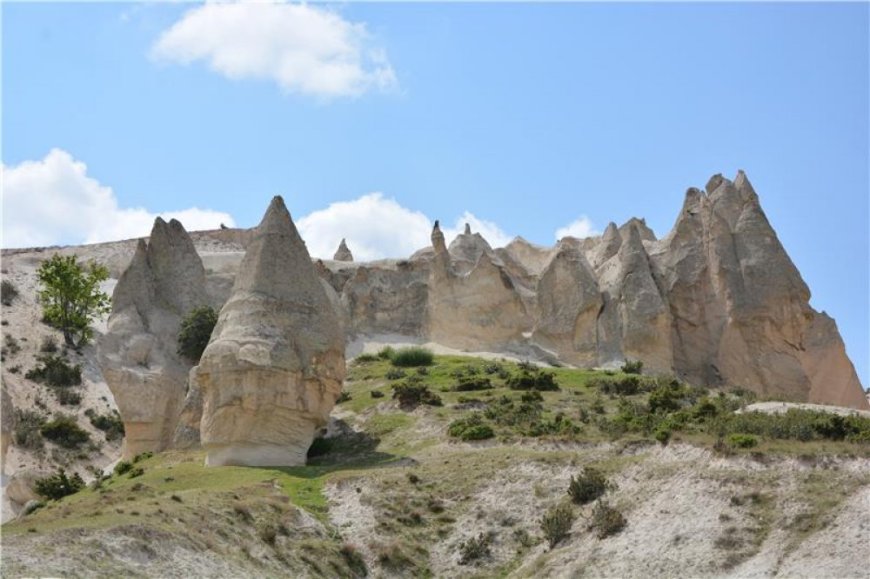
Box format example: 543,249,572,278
3,353,870,578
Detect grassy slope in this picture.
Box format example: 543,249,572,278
3,354,869,578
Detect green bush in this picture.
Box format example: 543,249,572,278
390,347,434,368
377,346,396,360
37,254,110,347
40,415,90,448
25,355,82,388
567,467,613,505
589,375,642,396
55,388,82,406
727,433,758,449
454,376,493,392
114,460,133,476
128,466,144,478
648,379,690,413
541,503,575,549
177,306,218,363
507,369,559,392
448,414,495,441
589,500,627,538
353,353,379,364
458,532,492,565
1,279,19,306
392,381,442,409
371,390,385,399
40,335,59,353
85,409,125,441
133,451,153,463
621,360,644,374
34,469,85,500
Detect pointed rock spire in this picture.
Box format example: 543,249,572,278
431,220,447,255
333,238,354,262
196,196,345,467
464,223,472,235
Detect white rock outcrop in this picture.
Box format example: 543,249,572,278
195,196,345,467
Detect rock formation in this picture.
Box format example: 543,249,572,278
195,196,345,467
97,218,209,459
333,239,354,262
1,382,13,470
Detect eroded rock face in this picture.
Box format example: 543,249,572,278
97,219,209,459
1,382,13,470
333,239,354,262
195,196,345,467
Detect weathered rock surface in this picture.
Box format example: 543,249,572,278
195,196,345,467
333,238,353,262
97,218,209,459
1,382,13,470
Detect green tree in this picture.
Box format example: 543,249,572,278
177,305,219,362
37,254,111,347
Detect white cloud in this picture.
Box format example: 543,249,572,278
296,193,514,261
555,216,599,240
151,2,397,98
1,149,235,248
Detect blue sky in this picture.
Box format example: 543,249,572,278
3,2,867,386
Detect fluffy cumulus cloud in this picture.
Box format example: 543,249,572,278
296,194,514,261
1,149,235,248
150,1,397,98
555,216,599,240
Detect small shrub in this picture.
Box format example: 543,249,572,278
13,410,46,450
589,375,643,396
377,346,396,360
55,388,82,406
385,368,407,380
541,503,575,549
483,362,504,375
507,369,559,392
454,376,493,392
86,409,125,441
8,365,20,374
567,467,613,505
589,500,626,538
458,532,492,565
621,360,644,374
390,347,434,368
128,467,145,478
416,366,429,376
25,355,82,388
40,335,58,353
354,353,378,364
1,279,19,306
114,461,133,476
392,381,442,409
371,390,385,399
40,415,90,448
654,426,671,444
448,414,495,441
3,334,21,356
258,522,278,545
34,469,85,500
727,433,758,449
340,543,368,578
176,306,218,363
133,451,153,463
337,391,352,403
171,494,183,503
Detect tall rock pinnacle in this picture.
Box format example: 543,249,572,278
195,196,346,467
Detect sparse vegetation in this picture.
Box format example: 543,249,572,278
39,415,90,448
728,433,759,448
458,532,492,565
541,502,575,548
40,335,59,353
3,334,21,357
506,368,559,391
1,279,19,306
13,410,46,450
567,467,614,505
85,409,124,441
589,500,627,538
36,254,111,347
34,469,85,500
176,306,218,363
25,354,82,388
621,359,644,374
448,413,495,441
392,381,442,409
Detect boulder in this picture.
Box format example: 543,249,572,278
195,196,345,467
97,218,209,459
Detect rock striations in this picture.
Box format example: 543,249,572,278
194,197,345,467
98,171,867,461
97,218,209,459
